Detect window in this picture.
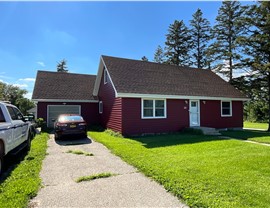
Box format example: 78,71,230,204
99,101,103,114
221,101,232,117
104,68,108,84
142,99,166,118
0,108,5,122
7,106,23,120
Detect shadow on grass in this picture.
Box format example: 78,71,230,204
0,149,28,184
130,133,231,148
221,129,270,140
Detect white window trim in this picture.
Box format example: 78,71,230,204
221,101,232,117
104,68,108,84
141,98,167,119
99,101,103,114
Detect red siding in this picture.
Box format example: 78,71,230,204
122,98,189,136
200,100,243,128
98,69,122,132
37,102,100,126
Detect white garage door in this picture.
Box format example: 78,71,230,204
48,105,81,127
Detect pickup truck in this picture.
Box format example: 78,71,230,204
0,102,32,175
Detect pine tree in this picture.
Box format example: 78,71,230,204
189,8,211,69
153,45,165,63
57,59,68,72
141,56,148,61
164,20,191,66
209,1,244,82
239,2,270,130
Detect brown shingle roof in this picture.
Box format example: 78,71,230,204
32,71,97,101
102,55,247,99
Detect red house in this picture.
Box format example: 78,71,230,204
32,55,248,136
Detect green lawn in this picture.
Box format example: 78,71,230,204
244,121,268,130
90,131,270,208
0,133,48,208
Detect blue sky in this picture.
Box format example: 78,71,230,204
0,1,248,99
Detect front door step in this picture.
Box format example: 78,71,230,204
192,127,221,136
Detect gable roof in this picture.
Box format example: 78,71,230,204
99,55,247,100
32,71,97,101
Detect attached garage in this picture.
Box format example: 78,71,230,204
32,71,100,128
47,105,81,127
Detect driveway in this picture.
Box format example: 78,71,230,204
29,134,187,207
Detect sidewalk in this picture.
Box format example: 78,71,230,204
29,135,188,207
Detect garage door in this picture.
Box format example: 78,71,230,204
48,105,80,127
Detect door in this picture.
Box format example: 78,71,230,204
189,100,200,127
47,105,80,127
6,106,28,149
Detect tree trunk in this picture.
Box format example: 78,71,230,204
268,73,270,131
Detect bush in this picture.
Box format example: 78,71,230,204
182,128,204,135
104,129,123,138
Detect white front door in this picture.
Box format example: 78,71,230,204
189,100,200,127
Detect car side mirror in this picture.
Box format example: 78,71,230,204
51,119,56,122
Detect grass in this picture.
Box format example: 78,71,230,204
90,131,270,208
66,149,94,156
0,133,48,208
75,172,116,183
221,129,270,144
244,121,268,130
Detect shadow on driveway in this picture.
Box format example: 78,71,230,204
55,136,92,146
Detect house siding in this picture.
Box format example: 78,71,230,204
37,102,100,126
98,69,122,132
122,98,189,136
200,100,243,128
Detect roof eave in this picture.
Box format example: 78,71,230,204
116,93,250,101
32,99,99,103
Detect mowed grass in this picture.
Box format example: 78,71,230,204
75,172,116,183
244,121,268,130
222,129,270,144
0,133,48,208
89,131,270,208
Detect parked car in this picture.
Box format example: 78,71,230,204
53,114,87,140
0,102,32,175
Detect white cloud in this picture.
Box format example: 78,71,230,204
13,83,28,88
19,78,36,82
37,61,45,67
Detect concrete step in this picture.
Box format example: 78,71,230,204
192,127,221,136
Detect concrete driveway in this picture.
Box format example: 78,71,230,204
29,134,188,207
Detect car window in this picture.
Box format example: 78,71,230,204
58,115,84,122
7,106,24,120
0,108,5,122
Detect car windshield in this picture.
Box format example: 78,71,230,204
58,115,84,122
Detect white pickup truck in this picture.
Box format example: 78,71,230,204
0,102,32,175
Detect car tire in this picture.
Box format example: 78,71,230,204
55,133,60,140
26,133,31,151
0,143,4,176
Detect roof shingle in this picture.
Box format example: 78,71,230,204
32,71,97,100
102,55,247,99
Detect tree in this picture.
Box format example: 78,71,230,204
57,59,68,72
141,56,148,61
209,1,244,82
239,2,270,130
0,81,35,115
189,8,211,69
164,20,191,66
153,45,165,63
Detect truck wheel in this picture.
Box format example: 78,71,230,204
26,133,31,151
0,143,4,176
